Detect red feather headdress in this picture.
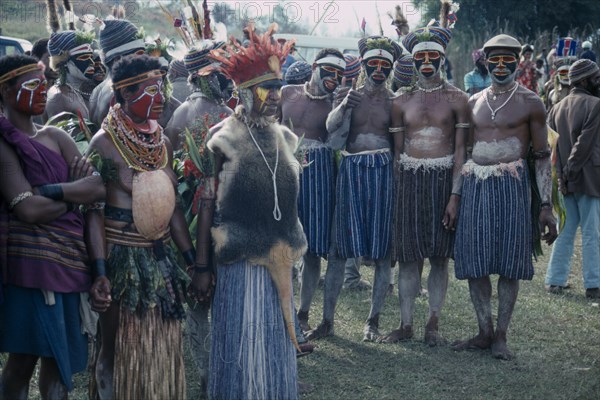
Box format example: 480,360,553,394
209,23,295,90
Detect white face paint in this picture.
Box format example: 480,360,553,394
472,137,522,163
406,126,444,152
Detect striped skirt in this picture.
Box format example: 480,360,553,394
393,154,455,263
335,150,393,260
209,260,298,400
454,159,534,280
298,146,335,257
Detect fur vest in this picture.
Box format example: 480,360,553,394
207,111,307,265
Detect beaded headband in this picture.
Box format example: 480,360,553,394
113,69,165,90
0,62,45,85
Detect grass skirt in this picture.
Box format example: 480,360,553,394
209,260,298,400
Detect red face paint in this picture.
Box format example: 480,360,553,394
15,71,47,116
127,77,164,120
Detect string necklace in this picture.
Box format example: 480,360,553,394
416,82,445,93
489,82,518,100
485,83,519,120
244,121,282,221
303,82,330,100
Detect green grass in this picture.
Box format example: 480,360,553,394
1,236,599,399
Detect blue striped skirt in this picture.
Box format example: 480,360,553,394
454,160,534,280
209,260,298,400
0,285,88,391
335,150,393,259
393,156,455,262
298,146,335,257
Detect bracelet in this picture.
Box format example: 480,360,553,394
37,184,64,200
92,259,107,278
182,249,196,266
8,191,33,210
193,264,212,274
540,202,552,209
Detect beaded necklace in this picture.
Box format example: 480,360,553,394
303,82,330,100
103,105,167,172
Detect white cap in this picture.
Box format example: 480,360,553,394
582,41,592,49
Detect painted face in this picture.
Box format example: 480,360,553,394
365,57,392,85
127,77,164,120
557,66,570,85
586,70,600,97
13,71,47,116
70,51,95,79
317,64,344,93
414,50,443,79
252,84,281,116
486,52,518,84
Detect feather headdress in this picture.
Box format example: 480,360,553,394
388,5,409,35
209,23,294,89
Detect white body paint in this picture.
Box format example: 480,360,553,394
472,137,522,164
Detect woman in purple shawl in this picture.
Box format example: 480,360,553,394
0,54,105,398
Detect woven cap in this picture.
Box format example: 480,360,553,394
284,60,311,83
471,48,485,64
47,31,77,56
343,54,361,79
568,59,599,85
402,23,452,55
169,59,188,79
184,41,225,74
100,19,143,64
393,54,414,87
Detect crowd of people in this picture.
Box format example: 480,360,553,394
0,2,599,399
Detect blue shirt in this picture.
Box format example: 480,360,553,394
464,68,492,95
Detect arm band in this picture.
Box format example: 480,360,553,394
389,126,406,133
193,263,213,274
532,149,551,159
182,249,196,266
93,259,107,278
37,184,64,200
455,123,471,129
9,191,33,210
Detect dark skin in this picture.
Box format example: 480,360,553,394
85,81,198,399
0,69,104,400
379,51,469,345
452,48,557,360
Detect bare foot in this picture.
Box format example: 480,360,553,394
451,334,493,351
491,334,514,360
305,321,333,341
297,310,311,333
362,323,381,342
424,329,447,347
377,326,414,344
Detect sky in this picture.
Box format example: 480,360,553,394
217,0,423,38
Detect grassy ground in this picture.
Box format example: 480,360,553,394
1,236,598,399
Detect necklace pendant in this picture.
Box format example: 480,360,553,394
491,113,496,120
493,95,497,101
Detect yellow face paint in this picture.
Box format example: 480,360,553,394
254,86,281,112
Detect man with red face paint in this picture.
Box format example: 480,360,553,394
452,34,557,360
322,36,401,342
44,30,96,122
279,48,346,336
85,54,197,399
0,54,105,399
379,22,469,347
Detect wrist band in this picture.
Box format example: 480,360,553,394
194,264,212,274
9,191,33,210
37,184,64,200
93,259,107,278
182,249,196,266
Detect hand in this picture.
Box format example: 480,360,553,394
539,208,558,245
558,178,567,196
442,194,460,231
187,270,215,304
69,156,95,181
90,276,112,312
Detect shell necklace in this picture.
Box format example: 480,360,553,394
244,121,282,221
416,82,445,93
485,83,519,120
303,82,330,100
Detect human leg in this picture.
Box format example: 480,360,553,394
378,260,419,343
187,303,210,398
424,257,449,346
0,353,38,400
492,277,519,360
452,277,494,351
95,304,120,400
545,194,579,288
363,256,391,341
577,194,600,290
298,252,322,331
344,257,371,290
39,357,67,400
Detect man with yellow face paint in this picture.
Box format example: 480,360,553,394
279,48,346,336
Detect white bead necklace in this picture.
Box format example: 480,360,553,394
416,82,445,93
485,83,519,120
303,82,330,100
244,122,282,221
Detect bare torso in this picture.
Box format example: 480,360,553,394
280,85,333,142
347,86,393,152
44,84,90,122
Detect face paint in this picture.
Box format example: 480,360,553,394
252,85,281,116
365,57,392,85
414,51,442,79
557,66,570,85
15,72,47,115
128,77,164,120
70,52,95,79
486,53,518,83
317,64,344,93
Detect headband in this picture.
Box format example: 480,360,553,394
113,69,164,90
316,57,347,69
0,62,45,85
104,39,146,60
363,49,394,63
412,42,445,55
69,43,94,57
